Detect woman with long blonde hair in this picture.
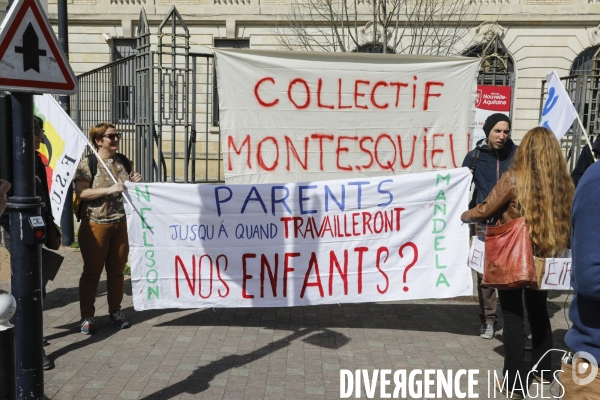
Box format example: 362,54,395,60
461,127,574,398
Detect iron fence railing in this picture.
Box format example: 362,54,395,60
71,55,137,163
67,7,224,184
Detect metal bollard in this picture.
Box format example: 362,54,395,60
0,290,16,400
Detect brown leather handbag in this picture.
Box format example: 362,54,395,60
482,216,536,290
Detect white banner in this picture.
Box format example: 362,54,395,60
34,94,88,225
216,50,479,184
126,168,473,310
540,70,578,141
467,236,484,274
467,241,571,290
540,258,572,290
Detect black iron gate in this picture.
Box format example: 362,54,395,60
70,7,222,183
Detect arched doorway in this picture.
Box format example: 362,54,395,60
463,33,515,147
463,34,515,87
571,45,600,73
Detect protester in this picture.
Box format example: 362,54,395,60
462,113,517,339
34,116,58,370
461,127,574,398
561,160,600,398
571,136,600,187
74,123,141,334
0,180,9,216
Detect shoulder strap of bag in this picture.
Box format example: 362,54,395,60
470,147,481,172
76,154,97,221
88,154,98,184
76,154,131,221
115,153,132,175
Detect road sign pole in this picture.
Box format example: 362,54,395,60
7,92,45,400
57,0,74,246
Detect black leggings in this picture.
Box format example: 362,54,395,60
498,288,553,393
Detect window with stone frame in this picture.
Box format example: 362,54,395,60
111,39,136,122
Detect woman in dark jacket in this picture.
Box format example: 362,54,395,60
461,127,574,398
571,136,600,186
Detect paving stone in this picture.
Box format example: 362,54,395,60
0,246,575,399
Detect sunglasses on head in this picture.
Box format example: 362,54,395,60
34,129,45,136
104,133,121,141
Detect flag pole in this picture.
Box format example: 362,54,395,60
574,113,597,162
83,143,136,210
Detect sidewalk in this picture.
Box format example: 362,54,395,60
0,245,571,399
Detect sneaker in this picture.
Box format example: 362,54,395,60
80,317,97,335
109,310,130,330
479,324,487,335
480,324,495,339
43,350,54,370
524,335,532,351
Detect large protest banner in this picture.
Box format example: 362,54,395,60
126,168,472,310
215,50,479,184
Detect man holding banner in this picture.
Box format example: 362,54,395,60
462,113,516,340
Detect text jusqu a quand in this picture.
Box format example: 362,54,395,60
214,180,397,217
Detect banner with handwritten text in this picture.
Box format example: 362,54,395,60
215,50,479,184
126,168,473,310
539,258,572,290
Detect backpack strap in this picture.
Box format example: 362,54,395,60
470,147,481,172
115,153,132,175
76,153,131,221
88,154,98,183
76,154,97,221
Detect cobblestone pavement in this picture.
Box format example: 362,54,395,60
1,245,571,400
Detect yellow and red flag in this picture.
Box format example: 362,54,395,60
34,94,88,225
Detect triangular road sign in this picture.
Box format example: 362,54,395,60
0,0,78,94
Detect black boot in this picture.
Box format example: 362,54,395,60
43,350,54,370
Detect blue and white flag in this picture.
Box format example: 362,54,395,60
539,70,578,141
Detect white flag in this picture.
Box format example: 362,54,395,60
34,94,88,225
539,70,578,141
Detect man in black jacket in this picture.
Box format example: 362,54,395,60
571,136,600,187
462,113,517,339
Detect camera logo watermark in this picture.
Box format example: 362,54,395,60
572,351,598,386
